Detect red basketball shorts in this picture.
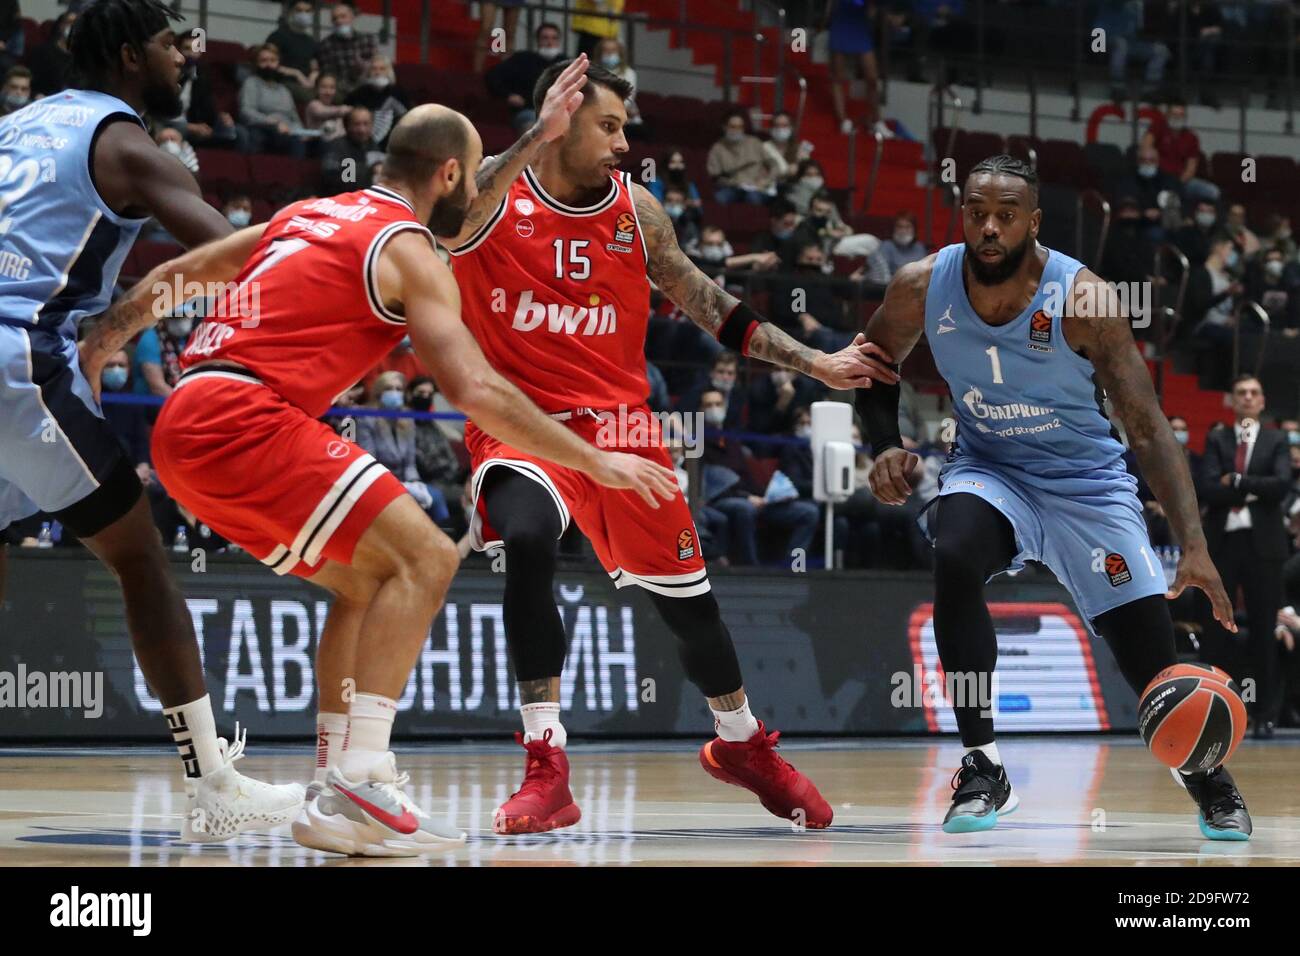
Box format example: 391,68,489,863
465,405,709,598
151,369,406,578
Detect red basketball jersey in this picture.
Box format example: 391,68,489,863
179,186,431,417
448,167,651,411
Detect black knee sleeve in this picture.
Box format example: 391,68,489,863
482,467,568,682
1091,593,1178,697
646,589,744,699
929,493,1018,747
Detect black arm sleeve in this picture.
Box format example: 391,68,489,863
855,373,902,456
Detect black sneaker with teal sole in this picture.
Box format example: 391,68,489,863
1176,765,1252,842
942,750,1020,834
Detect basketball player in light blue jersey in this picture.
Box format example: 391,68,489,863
858,155,1252,840
0,0,302,838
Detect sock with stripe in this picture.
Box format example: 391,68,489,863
315,711,350,783
520,702,566,748
338,692,397,781
162,694,225,779
711,697,760,742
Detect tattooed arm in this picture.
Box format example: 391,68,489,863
1066,269,1236,631
631,182,898,389
444,55,590,251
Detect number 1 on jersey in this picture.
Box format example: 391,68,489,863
985,346,1004,384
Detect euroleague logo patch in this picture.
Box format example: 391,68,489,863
1028,309,1053,352
677,528,696,561
614,211,637,245
1104,551,1132,587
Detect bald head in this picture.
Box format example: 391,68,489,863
382,103,481,189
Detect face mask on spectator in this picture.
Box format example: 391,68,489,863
893,229,914,246
795,424,812,439
601,54,621,69
699,244,727,262
771,126,792,143
292,10,313,29
1278,227,1292,240
1195,211,1215,229
798,261,823,272
1225,249,1240,270
368,74,391,89
772,227,794,241
538,44,562,59
380,389,404,410
1137,162,1158,178
668,163,685,176
709,376,733,393
1173,429,1189,446
802,175,824,191
227,208,251,227
1289,429,1300,445
159,139,185,159
702,406,725,426
102,366,129,391
1266,260,1284,279
410,393,433,412
259,65,280,82
724,129,744,144
334,23,354,38
4,93,28,110
166,317,193,340
664,203,684,219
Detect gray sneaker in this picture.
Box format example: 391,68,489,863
291,751,465,856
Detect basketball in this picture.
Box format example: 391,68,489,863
1138,664,1247,773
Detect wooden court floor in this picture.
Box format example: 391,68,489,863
0,736,1296,866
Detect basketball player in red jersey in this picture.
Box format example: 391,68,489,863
444,55,900,833
85,82,679,855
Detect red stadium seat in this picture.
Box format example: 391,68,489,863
195,148,250,187
1036,139,1088,188
247,154,318,193
203,40,248,65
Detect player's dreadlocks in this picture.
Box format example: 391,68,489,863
69,0,182,85
966,154,1039,205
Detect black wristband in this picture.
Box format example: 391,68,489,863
854,372,903,456
717,301,761,355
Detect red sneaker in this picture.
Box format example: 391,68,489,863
492,729,582,835
699,721,833,828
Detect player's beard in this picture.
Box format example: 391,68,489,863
965,234,1031,286
427,175,470,238
140,75,184,120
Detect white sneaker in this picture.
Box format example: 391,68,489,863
873,120,895,139
181,725,305,842
292,751,466,857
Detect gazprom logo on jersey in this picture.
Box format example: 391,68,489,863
962,387,1061,437
512,289,618,336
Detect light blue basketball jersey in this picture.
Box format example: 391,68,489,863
0,89,147,339
925,243,1135,497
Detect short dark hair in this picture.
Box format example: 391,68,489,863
4,65,31,83
1231,373,1263,391
71,0,181,83
535,21,561,40
714,350,740,369
769,197,797,220
966,154,1039,205
532,59,632,114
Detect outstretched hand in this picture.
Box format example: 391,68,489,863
811,333,899,390
537,54,589,144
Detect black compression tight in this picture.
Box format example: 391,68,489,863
481,467,744,697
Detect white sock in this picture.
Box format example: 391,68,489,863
162,694,225,779
338,692,397,779
967,742,1002,766
711,698,760,742
315,712,349,783
520,702,566,748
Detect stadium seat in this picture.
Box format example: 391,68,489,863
1082,142,1127,194
195,149,251,188
1036,139,1088,188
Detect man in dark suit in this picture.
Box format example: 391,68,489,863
1198,374,1292,737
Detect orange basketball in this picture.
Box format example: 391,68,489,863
1138,664,1247,772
